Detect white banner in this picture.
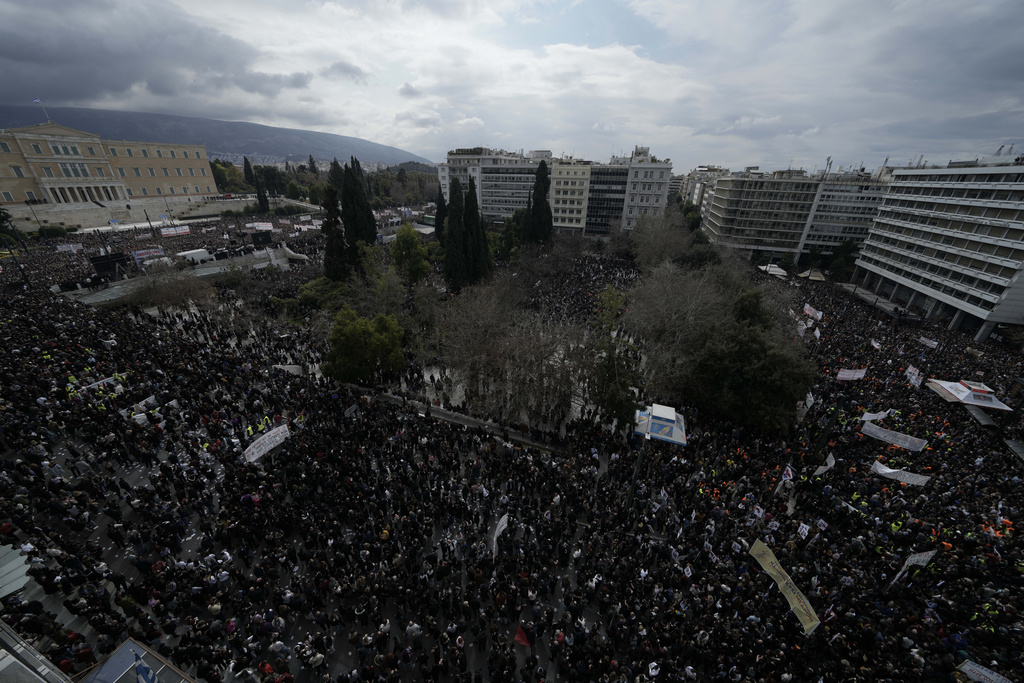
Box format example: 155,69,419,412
906,365,922,388
814,327,821,340
803,303,823,321
871,339,881,350
860,409,892,422
805,392,815,409
812,454,836,477
958,660,1014,683
491,513,509,558
243,424,290,462
837,368,867,381
749,540,820,634
861,422,928,452
870,460,931,486
57,243,84,253
920,336,939,349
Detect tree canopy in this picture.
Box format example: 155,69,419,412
392,223,430,286
322,307,405,385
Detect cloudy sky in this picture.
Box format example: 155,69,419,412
2,0,1023,172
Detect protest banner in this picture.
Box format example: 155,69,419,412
870,460,931,487
749,540,820,634
920,337,939,349
491,513,509,558
861,421,928,452
860,409,892,422
803,303,823,321
160,226,190,237
812,454,836,477
958,660,1014,683
56,243,83,253
887,549,937,590
798,523,810,539
243,424,290,462
906,365,923,388
837,368,867,380
871,339,881,350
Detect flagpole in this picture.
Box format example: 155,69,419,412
33,98,50,122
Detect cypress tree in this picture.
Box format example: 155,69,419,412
328,158,345,193
443,177,468,291
307,155,319,178
321,186,348,281
528,160,553,244
341,161,377,272
435,184,448,247
243,156,255,187
463,177,490,283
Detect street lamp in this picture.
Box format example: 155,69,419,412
25,201,43,233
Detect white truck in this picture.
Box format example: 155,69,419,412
176,248,213,265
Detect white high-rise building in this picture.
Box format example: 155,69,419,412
854,154,1024,341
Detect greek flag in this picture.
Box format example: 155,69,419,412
134,652,161,683
32,98,41,103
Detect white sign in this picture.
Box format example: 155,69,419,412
870,460,932,487
798,523,810,539
491,513,509,557
243,424,290,462
731,541,743,553
803,303,823,321
906,365,922,388
837,368,867,381
920,337,939,349
860,409,892,422
958,660,1014,683
861,422,929,452
812,454,836,477
871,339,881,350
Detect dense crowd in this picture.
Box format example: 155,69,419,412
1,240,1022,683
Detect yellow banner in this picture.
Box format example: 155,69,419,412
749,539,820,634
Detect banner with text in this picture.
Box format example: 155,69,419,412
860,409,892,422
160,226,190,237
888,549,937,589
837,368,867,381
861,421,928,451
244,424,290,462
803,303,823,321
492,513,509,558
906,365,923,388
749,539,820,634
812,454,836,477
920,336,939,349
870,460,932,486
958,660,1014,683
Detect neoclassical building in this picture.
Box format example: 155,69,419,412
0,121,218,208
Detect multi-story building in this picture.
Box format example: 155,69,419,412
703,167,887,262
0,121,217,208
438,145,672,235
853,155,1024,341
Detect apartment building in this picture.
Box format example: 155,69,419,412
854,155,1024,340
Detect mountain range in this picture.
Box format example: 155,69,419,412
0,105,434,168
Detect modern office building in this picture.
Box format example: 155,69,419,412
438,145,672,235
703,167,887,262
853,155,1024,340
0,121,217,207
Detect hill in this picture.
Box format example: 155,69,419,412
0,105,435,168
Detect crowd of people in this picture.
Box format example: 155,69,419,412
0,230,1022,683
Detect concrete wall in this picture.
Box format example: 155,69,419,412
5,196,254,232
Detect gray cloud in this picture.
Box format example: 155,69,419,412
320,60,370,85
395,110,442,128
398,82,423,98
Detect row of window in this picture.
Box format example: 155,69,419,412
125,185,212,197
0,140,203,160
876,212,1024,242
115,167,207,178
865,232,1021,276
894,173,1024,184
858,254,998,311
5,164,207,180
634,170,667,180
109,147,201,160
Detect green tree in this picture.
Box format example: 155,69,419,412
525,161,553,244
322,307,405,385
590,286,641,430
328,158,345,193
434,184,448,247
243,156,255,187
307,155,319,179
321,186,349,281
0,206,16,237
443,177,468,291
392,222,430,286
463,176,492,283
285,181,303,201
341,160,378,273
254,170,270,213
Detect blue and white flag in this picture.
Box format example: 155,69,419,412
134,652,161,683
32,98,41,103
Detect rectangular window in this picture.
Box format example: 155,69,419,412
61,145,70,155
133,168,142,176
141,149,149,158
170,150,176,158
162,168,169,176
141,188,148,196
12,166,24,178
25,191,36,201
0,142,10,153
182,186,189,193
195,151,202,159
183,151,189,158
95,167,105,177
126,148,134,157
118,167,126,177
200,168,207,176
188,168,195,176
126,188,133,197
206,185,211,192
194,185,200,193
78,163,89,177
176,168,183,176
87,146,95,155
148,168,155,176
51,143,61,155
1,191,13,202
109,147,117,156
156,149,163,158
70,146,79,155
155,187,162,195
43,166,54,178
31,143,42,154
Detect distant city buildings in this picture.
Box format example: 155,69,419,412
437,145,672,235
854,154,1024,341
702,166,888,262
